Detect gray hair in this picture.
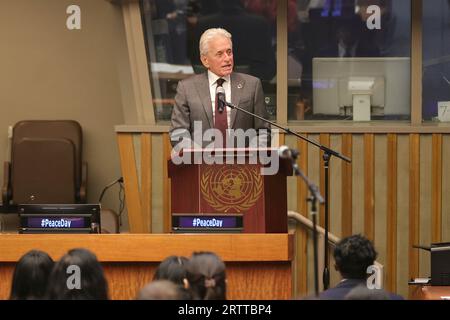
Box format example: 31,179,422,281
199,28,232,56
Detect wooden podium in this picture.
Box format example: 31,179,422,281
168,148,290,233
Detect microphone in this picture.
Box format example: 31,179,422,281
278,145,299,160
216,86,226,113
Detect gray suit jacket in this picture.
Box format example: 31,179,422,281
169,72,270,147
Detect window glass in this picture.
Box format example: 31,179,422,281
140,0,277,123
422,0,450,122
288,0,411,122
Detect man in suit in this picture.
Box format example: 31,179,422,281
319,234,403,300
170,27,271,149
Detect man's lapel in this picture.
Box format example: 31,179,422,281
194,72,213,128
230,72,245,129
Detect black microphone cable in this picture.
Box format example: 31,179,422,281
98,177,125,227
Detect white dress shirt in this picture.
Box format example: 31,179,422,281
207,70,232,128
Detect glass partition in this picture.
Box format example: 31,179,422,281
422,0,450,122
140,0,277,123
288,0,412,122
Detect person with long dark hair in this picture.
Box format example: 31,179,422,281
46,248,108,300
10,250,54,300
184,251,226,300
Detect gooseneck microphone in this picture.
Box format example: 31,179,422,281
277,145,300,160
216,86,226,113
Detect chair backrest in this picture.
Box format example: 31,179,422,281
12,138,76,203
12,120,82,189
10,120,82,204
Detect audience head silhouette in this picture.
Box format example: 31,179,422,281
153,255,189,285
334,234,377,279
137,280,186,300
46,248,108,300
10,250,54,300
184,251,226,300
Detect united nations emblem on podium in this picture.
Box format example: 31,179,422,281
200,166,263,213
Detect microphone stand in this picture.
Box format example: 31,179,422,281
223,100,352,290
289,152,324,297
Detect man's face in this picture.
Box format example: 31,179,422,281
200,36,234,77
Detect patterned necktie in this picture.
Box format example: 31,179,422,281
214,78,227,147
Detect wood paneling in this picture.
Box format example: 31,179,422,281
386,133,398,292
296,133,308,296
419,135,432,278
116,131,450,299
106,262,292,300
0,261,291,300
352,135,365,235
319,134,330,228
0,234,293,262
397,135,410,296
0,234,293,300
117,133,145,233
364,134,375,241
442,135,450,241
374,135,387,281
432,134,442,243
341,134,353,237
409,134,420,297
163,133,171,233
140,133,152,232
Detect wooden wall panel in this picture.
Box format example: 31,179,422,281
329,135,342,288
396,134,410,297
352,135,365,235
117,133,145,233
409,134,420,298
319,134,330,228
341,134,353,237
286,134,298,212
431,134,442,243
151,134,164,233
163,133,171,233
0,264,13,300
364,134,375,241
374,135,387,279
116,131,450,298
0,234,293,300
306,134,320,294
296,133,309,296
419,135,432,278
140,133,152,232
386,134,398,292
442,135,450,241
